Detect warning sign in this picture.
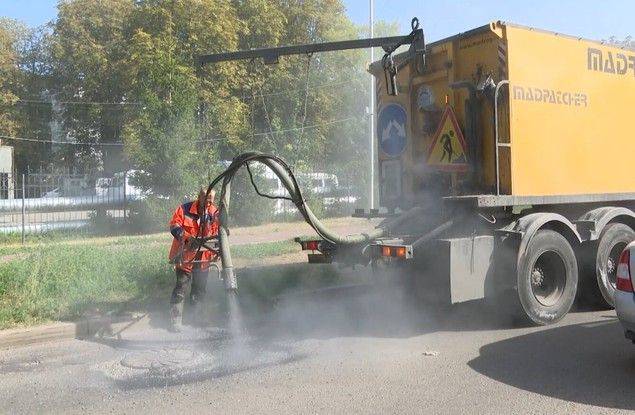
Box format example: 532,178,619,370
426,105,468,172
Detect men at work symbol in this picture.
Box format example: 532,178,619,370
440,131,455,162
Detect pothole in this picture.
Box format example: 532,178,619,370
120,348,197,370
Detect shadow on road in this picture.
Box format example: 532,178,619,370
468,316,635,411
251,278,516,341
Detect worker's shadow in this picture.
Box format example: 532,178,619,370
468,316,635,411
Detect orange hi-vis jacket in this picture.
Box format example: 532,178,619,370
168,200,220,273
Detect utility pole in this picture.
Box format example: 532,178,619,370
369,0,375,210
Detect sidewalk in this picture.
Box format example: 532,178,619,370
0,314,140,350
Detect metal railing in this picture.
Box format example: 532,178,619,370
0,172,143,241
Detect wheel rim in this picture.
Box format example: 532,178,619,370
530,250,567,307
606,242,628,289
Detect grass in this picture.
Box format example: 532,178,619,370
0,236,303,329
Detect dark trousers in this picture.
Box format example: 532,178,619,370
170,267,209,305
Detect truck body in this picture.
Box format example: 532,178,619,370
372,21,635,207
350,22,635,324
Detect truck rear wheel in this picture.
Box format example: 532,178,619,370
517,230,578,325
594,223,635,308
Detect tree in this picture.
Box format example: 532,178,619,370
0,19,22,138
232,0,370,169
12,24,55,172
50,0,135,172
122,0,242,198
230,2,399,206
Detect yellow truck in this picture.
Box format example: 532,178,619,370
201,19,635,325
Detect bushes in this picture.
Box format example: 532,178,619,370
124,171,352,233
128,196,179,234
127,170,280,231
226,169,277,227
87,208,121,235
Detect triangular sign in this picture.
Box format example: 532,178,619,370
426,105,469,172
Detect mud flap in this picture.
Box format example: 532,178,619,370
446,236,495,303
411,235,495,304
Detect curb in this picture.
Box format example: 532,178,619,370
0,314,141,350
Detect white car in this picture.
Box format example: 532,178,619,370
95,170,149,200
42,187,61,198
615,241,635,343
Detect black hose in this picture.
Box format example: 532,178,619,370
190,152,392,291
245,162,293,202
204,153,328,242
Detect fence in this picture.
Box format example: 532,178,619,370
0,172,144,242
0,170,364,242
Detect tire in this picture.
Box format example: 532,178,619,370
594,223,635,308
516,230,578,325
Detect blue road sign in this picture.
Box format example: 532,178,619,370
377,104,407,157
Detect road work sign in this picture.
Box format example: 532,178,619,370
378,103,407,157
427,105,468,172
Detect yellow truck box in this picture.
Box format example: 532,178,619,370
371,22,635,207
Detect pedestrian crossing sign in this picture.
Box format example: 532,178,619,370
426,105,469,172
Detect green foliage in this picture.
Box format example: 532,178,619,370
227,167,276,227
128,195,179,233
49,0,134,171
0,18,22,136
0,242,172,328
12,24,55,171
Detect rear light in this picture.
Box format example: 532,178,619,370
378,245,412,259
301,240,321,251
616,249,633,292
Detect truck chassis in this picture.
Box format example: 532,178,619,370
329,193,635,325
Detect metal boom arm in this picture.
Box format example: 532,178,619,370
199,35,420,65
198,17,425,96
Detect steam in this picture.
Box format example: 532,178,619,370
225,291,252,362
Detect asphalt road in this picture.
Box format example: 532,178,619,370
1,282,634,415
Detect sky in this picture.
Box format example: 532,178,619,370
0,0,633,42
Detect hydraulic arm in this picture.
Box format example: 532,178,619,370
199,17,425,96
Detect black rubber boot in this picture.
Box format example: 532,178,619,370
169,302,184,333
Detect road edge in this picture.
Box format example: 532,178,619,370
0,314,140,350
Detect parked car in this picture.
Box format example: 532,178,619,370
615,241,635,343
260,168,358,215
95,170,148,200
42,187,61,198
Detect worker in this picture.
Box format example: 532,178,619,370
168,187,220,332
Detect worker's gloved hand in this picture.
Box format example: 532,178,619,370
170,226,184,241
186,237,206,250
